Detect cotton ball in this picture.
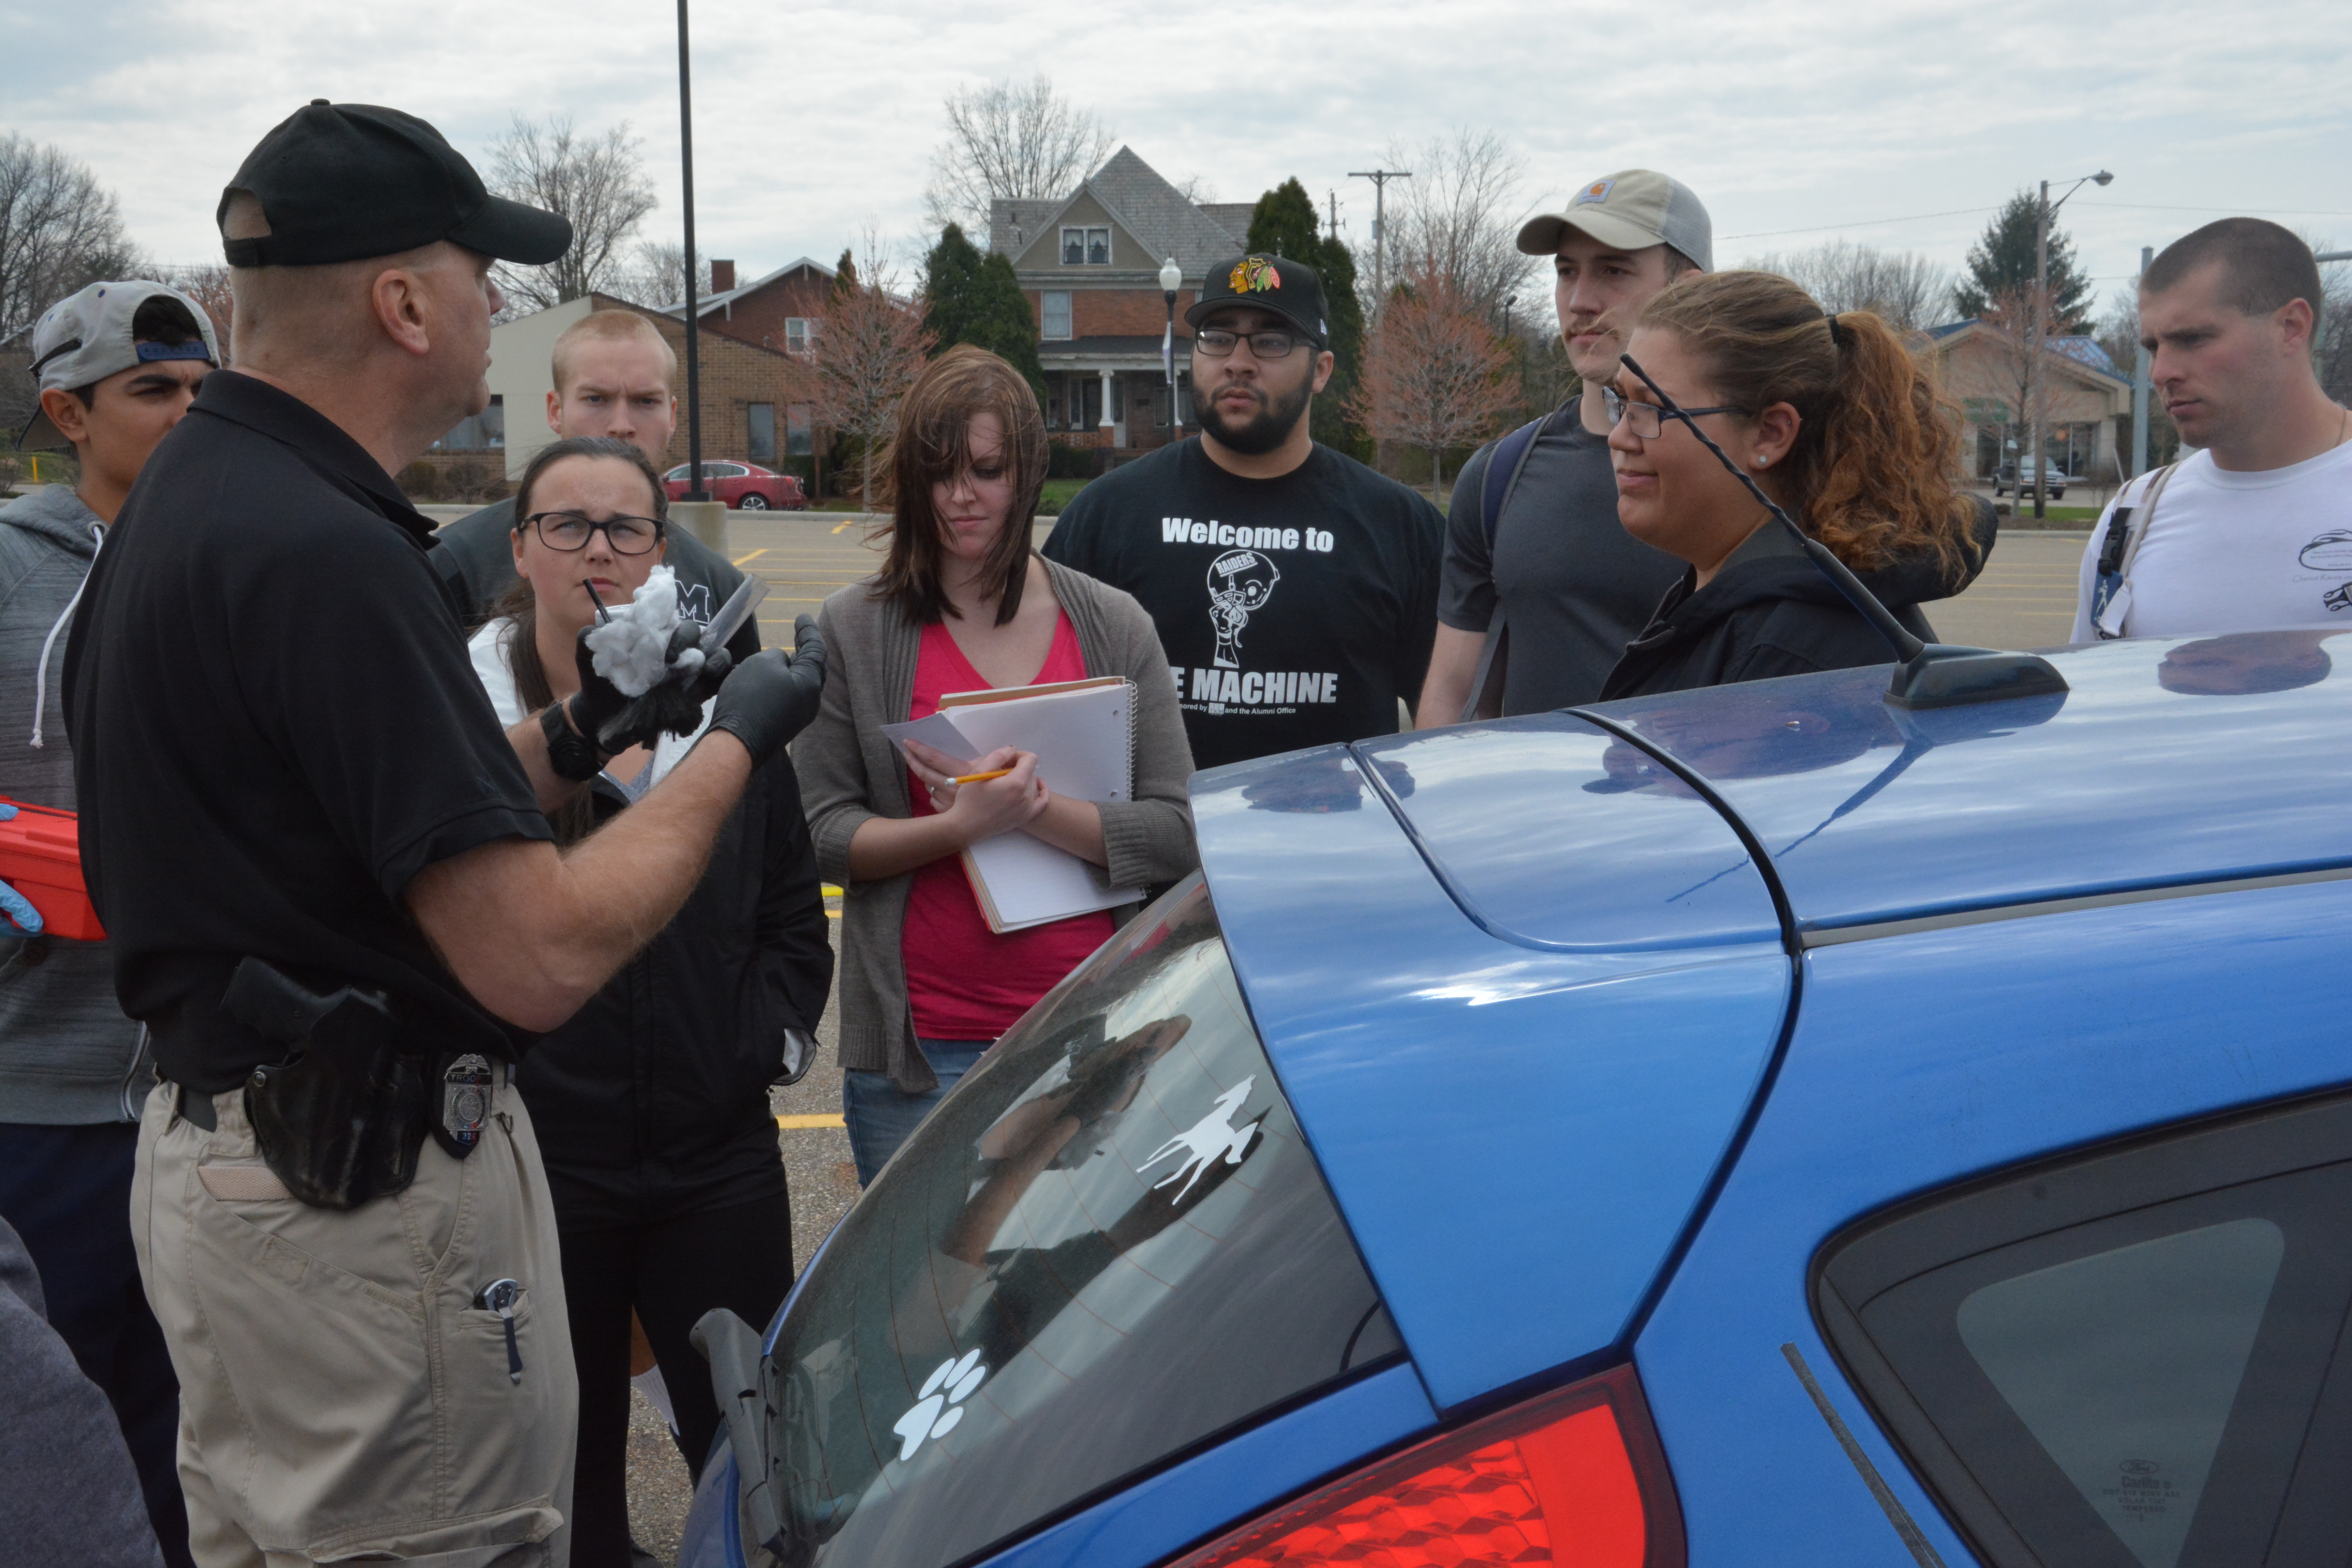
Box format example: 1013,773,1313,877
584,565,684,697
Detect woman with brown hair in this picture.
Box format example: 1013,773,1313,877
464,435,832,1568
1598,270,1996,698
797,346,1197,1183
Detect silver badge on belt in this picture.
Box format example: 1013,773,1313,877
441,1053,494,1155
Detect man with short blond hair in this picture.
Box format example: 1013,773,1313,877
1416,170,1708,725
434,308,757,657
2072,217,2352,641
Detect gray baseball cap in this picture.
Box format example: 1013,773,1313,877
18,280,220,449
1517,170,1713,271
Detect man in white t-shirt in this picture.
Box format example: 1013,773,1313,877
2073,217,2352,642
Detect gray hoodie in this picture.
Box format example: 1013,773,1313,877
0,485,152,1123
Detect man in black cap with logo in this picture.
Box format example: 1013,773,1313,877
1042,254,1443,769
63,102,826,1566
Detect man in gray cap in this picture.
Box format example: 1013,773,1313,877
64,101,826,1566
1416,169,1712,724
0,277,218,1568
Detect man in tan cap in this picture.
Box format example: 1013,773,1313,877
1417,170,1711,724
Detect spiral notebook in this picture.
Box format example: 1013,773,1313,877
935,676,1140,933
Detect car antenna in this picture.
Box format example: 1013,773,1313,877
1618,352,2067,710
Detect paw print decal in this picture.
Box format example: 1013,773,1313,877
893,1349,987,1462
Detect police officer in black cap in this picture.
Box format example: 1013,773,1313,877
62,101,825,1566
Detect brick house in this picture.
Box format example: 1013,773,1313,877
666,256,837,359
1924,319,2133,485
991,147,1259,453
470,292,816,486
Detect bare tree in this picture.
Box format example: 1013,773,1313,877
486,114,657,312
1350,263,1519,495
1376,129,1539,321
1743,240,1955,331
157,263,235,362
604,240,710,310
924,76,1114,233
0,134,142,340
786,233,934,507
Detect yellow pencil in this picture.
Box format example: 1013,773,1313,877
951,768,1014,784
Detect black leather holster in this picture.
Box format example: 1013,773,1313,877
224,957,430,1211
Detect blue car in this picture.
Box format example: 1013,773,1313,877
682,628,2352,1568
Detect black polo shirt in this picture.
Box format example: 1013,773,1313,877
62,371,554,1092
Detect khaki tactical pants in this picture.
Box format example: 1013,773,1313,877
131,1071,576,1567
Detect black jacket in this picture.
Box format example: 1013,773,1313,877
515,749,833,1230
1601,502,1996,701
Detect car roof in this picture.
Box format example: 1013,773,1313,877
1588,632,2352,941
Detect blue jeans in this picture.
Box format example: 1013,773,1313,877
0,1121,192,1568
842,1040,989,1186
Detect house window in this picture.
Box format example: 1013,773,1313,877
1087,227,1110,265
1060,227,1111,267
784,317,813,355
787,404,813,456
1041,291,1072,341
747,402,776,463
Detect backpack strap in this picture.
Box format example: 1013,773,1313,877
2090,461,2181,640
1461,406,1565,722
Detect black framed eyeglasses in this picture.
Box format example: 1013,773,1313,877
1194,327,1310,360
1602,385,1746,441
521,510,665,555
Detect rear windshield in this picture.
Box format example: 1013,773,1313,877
760,876,1399,1568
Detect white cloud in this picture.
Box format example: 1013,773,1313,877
8,0,2349,309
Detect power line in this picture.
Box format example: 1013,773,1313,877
1719,205,1995,241
2077,200,2352,216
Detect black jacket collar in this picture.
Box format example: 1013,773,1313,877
189,371,432,543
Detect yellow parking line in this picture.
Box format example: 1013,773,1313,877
777,1113,846,1130
830,521,858,534
733,548,768,566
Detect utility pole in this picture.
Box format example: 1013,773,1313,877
2131,244,2152,479
1348,168,1411,307
2031,180,2049,521
1328,189,1340,242
676,0,705,501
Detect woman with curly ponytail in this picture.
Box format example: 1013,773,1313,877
1597,270,1995,698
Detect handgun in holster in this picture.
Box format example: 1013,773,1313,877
224,957,435,1211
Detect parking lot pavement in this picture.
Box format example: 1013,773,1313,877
1932,529,2089,652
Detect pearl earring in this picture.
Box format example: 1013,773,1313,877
1754,456,1768,467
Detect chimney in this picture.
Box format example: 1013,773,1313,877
711,259,737,293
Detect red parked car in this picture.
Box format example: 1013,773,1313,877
661,460,808,511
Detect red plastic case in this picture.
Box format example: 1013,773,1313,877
0,799,105,941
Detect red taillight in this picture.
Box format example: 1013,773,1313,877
1168,1365,1683,1568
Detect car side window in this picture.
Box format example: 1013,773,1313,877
1814,1092,2352,1568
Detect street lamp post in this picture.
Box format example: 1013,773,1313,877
676,0,705,503
1160,257,1182,431
2031,169,2113,519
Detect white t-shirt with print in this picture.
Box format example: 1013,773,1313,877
2071,440,2352,642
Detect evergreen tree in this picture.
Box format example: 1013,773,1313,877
832,248,858,299
921,222,1045,395
1247,177,1369,457
1955,191,2093,330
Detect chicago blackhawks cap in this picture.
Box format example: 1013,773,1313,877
18,280,220,449
1517,170,1713,271
218,100,571,269
1185,254,1330,345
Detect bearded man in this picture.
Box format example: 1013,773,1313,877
1042,253,1443,767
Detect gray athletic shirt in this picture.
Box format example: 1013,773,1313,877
1438,411,1685,715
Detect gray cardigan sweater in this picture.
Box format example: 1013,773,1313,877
796,559,1198,1091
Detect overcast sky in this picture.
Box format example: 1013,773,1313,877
12,0,2350,325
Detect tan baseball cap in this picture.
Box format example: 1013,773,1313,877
1517,170,1713,271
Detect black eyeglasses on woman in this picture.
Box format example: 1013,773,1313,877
522,511,665,555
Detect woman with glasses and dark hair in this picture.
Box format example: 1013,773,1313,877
463,435,832,1568
796,347,1198,1184
1598,270,1995,699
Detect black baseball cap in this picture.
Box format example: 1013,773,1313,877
218,100,571,268
1186,254,1329,346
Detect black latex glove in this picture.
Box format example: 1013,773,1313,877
705,614,827,768
568,621,737,756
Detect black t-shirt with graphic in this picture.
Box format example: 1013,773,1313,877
1042,438,1444,771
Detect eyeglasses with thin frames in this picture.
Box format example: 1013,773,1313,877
1602,385,1746,441
522,511,665,556
1194,327,1311,360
